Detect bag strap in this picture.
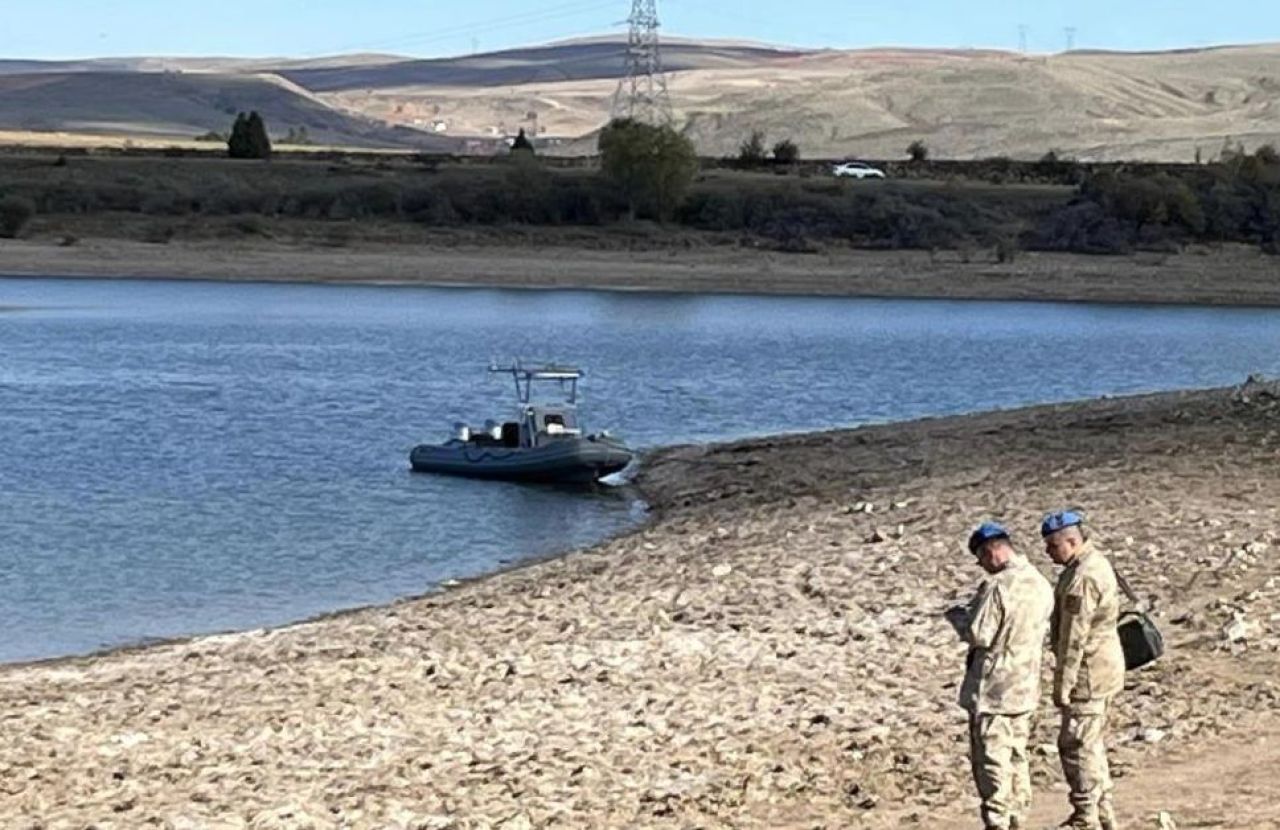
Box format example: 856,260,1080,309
1111,564,1145,608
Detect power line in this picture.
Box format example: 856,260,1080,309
1018,24,1029,54
315,0,620,57
1064,26,1077,52
664,0,782,35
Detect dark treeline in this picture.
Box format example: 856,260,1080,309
0,148,1276,255
0,143,1217,185
1033,148,1280,253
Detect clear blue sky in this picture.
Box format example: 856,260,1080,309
6,0,1278,60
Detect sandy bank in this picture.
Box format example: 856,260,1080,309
2,381,1280,828
2,236,1280,306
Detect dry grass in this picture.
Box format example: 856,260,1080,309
0,130,411,154
321,43,1280,161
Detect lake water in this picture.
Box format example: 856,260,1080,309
3,277,1280,663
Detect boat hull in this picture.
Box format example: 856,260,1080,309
409,437,634,483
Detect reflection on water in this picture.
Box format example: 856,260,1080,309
2,277,1279,663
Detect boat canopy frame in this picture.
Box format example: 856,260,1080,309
489,361,583,405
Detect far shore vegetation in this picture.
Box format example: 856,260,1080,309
0,120,1277,257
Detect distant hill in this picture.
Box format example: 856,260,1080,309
0,70,454,150
0,54,408,75
287,39,1280,161
279,40,806,91
3,38,1279,160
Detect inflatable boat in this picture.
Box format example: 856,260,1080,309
409,363,634,484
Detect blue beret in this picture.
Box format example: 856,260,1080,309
968,521,1010,553
1041,510,1084,537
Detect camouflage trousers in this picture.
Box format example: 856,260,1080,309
1057,700,1117,829
968,710,1034,830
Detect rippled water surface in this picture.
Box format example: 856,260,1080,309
3,277,1279,662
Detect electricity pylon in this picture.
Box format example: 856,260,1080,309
611,0,673,125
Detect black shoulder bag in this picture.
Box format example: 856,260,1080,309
1114,569,1165,671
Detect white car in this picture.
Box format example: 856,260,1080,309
832,161,886,179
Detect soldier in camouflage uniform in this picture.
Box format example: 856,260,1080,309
1042,510,1126,830
953,522,1055,830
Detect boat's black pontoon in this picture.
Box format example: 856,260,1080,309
409,362,634,483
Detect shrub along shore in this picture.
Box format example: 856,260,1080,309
0,146,1277,258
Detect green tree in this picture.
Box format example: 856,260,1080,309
246,111,272,160
598,118,698,221
772,139,800,165
504,150,551,222
1083,170,1205,235
228,111,272,159
282,126,312,146
227,113,251,158
511,128,535,154
907,140,929,162
738,130,766,167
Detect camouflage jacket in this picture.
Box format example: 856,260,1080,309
959,555,1055,714
1051,541,1126,710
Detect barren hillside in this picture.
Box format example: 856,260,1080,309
0,54,407,75
316,40,1280,160
0,70,454,150
3,39,1279,159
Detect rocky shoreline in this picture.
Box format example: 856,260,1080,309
2,380,1280,828
4,237,1280,307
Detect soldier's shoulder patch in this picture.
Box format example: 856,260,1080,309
1065,594,1083,614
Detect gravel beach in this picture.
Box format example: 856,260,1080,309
3,379,1280,828
3,237,1280,307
